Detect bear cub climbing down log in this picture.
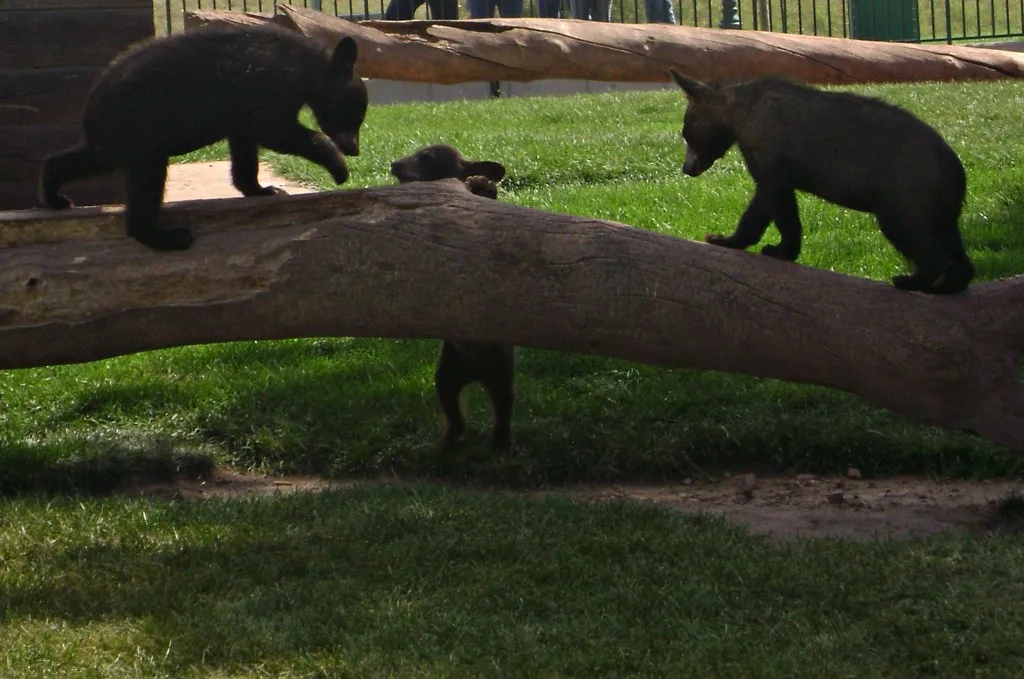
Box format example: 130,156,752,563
390,144,515,452
670,69,975,294
39,24,368,252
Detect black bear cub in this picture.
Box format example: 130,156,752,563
40,24,369,252
670,69,974,294
390,144,514,452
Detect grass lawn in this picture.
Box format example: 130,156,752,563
4,484,1024,678
2,80,1024,676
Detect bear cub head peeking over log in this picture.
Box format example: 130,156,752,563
39,23,368,252
389,144,515,452
670,69,975,295
390,144,506,188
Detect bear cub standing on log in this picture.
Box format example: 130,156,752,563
390,144,515,452
39,24,368,252
670,69,974,294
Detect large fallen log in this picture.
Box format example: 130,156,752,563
184,5,1024,85
1,182,1022,451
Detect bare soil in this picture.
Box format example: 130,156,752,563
147,162,1024,543
569,474,1024,541
164,160,315,203
119,467,1024,543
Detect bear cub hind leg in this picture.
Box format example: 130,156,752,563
435,342,516,453
39,143,118,210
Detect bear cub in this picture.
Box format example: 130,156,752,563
40,23,368,252
670,69,974,294
390,144,515,452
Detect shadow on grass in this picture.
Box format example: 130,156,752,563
4,486,1024,676
0,438,213,498
0,378,219,497
0,489,760,674
3,329,1020,499
155,339,1010,484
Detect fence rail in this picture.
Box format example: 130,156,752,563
156,0,1024,44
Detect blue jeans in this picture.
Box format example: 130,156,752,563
569,0,609,20
384,0,459,19
469,0,524,17
535,0,562,17
645,0,675,23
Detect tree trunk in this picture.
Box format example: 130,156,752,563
1,181,1022,451
183,5,1024,85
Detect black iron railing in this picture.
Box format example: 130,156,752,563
158,0,1024,45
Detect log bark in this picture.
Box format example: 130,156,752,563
1,182,1022,451
184,5,1024,85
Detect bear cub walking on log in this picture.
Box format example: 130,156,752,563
670,69,974,294
39,24,368,252
390,144,515,452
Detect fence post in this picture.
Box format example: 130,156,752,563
719,0,740,28
757,0,769,31
943,0,953,44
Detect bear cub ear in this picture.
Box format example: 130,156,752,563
331,36,359,76
465,160,506,183
669,69,711,100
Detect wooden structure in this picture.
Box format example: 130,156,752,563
0,0,154,210
187,5,1024,86
1,183,1022,452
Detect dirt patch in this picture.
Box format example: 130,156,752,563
152,162,1024,542
120,469,338,501
120,466,1024,542
568,473,1024,541
165,161,315,203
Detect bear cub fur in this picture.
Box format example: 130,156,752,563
670,69,974,294
40,24,368,252
390,144,515,452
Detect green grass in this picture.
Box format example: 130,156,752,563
4,80,1024,496
3,484,1024,677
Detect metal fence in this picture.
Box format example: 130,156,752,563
157,0,1024,44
